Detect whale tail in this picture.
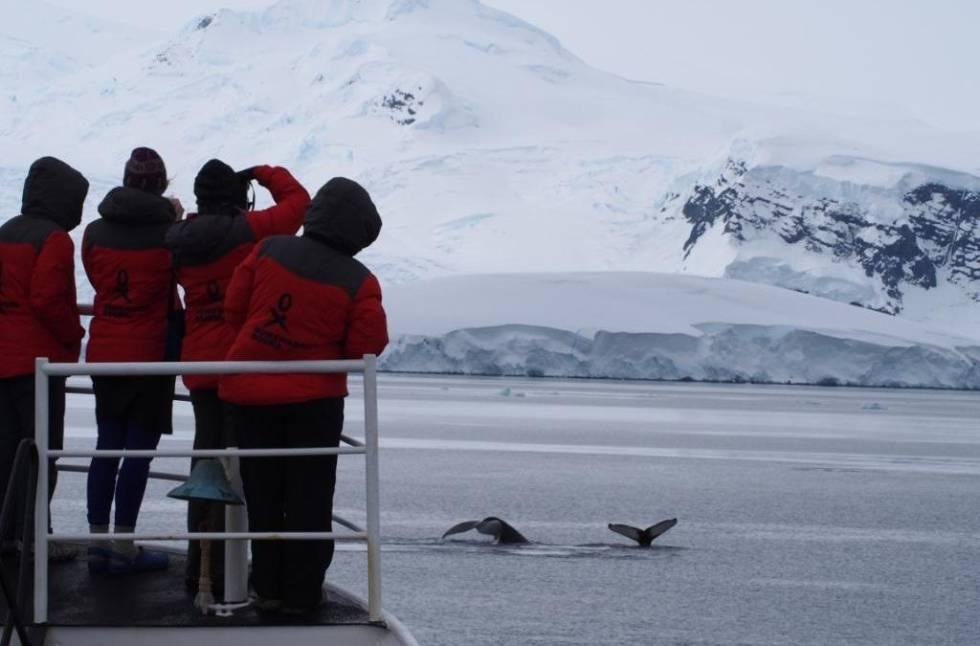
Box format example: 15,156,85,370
442,516,529,544
608,518,677,546
442,520,481,539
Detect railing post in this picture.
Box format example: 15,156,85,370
33,358,49,624
363,354,382,622
223,453,249,604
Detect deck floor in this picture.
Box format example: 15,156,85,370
2,549,372,628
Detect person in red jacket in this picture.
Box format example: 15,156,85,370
219,177,388,614
165,159,310,590
82,147,182,574
0,157,87,560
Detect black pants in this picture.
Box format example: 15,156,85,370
0,375,65,541
185,389,234,589
234,397,344,609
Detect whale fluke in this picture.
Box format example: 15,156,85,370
608,518,677,546
442,516,529,544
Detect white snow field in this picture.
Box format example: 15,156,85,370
4,0,980,385
0,0,157,92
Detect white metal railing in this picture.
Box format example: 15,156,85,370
63,385,365,448
56,463,369,536
34,355,382,624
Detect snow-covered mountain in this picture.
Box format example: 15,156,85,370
3,0,980,385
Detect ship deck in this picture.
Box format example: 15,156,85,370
2,548,375,629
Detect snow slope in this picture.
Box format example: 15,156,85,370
381,273,980,388
0,0,156,92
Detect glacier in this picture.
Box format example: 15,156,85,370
380,273,980,389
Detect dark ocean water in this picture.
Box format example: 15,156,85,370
57,376,980,645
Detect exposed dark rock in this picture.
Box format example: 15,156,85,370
681,159,746,252
680,160,980,313
380,89,421,126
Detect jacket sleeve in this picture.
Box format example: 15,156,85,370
344,273,389,359
245,166,311,241
224,245,259,332
30,231,84,352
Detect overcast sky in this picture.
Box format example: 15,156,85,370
44,0,980,132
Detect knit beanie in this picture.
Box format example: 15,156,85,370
194,158,247,211
123,147,168,195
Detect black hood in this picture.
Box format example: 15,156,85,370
21,157,89,232
98,187,176,226
164,212,237,263
303,177,381,255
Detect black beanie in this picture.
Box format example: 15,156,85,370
194,158,247,211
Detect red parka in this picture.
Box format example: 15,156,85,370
0,157,87,377
83,187,178,363
219,177,388,405
165,165,310,391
